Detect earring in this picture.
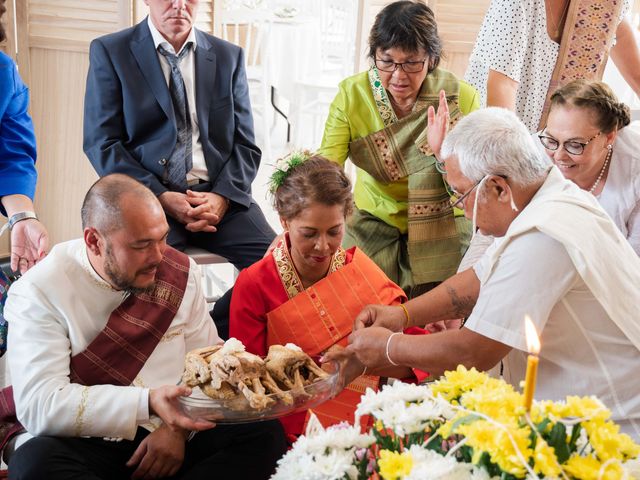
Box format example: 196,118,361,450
607,144,613,151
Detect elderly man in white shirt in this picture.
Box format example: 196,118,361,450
335,108,640,440
2,174,285,479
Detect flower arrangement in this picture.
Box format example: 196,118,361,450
271,366,640,480
268,149,314,193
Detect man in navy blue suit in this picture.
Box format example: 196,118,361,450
83,0,275,338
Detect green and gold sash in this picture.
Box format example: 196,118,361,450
349,67,470,285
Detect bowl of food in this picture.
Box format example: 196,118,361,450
179,339,342,424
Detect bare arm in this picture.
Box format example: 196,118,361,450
610,19,640,98
404,268,480,326
344,326,511,379
486,69,518,111
389,328,511,377
353,268,480,333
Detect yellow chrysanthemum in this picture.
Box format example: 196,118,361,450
378,449,414,480
532,438,562,478
584,420,640,461
460,382,525,424
564,396,611,422
456,420,532,477
430,365,489,401
564,454,625,480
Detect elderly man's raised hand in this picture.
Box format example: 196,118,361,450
149,385,216,433
10,218,49,273
354,304,406,332
426,89,450,160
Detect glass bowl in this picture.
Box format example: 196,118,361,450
178,361,341,424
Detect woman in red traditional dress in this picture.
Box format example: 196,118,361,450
229,154,426,441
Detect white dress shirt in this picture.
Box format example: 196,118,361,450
148,17,209,184
6,239,220,447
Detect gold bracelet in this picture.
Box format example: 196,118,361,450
399,304,410,329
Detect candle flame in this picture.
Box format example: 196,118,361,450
525,315,540,354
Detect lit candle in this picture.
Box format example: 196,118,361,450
523,315,540,411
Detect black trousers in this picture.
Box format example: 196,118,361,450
167,200,276,340
9,421,286,480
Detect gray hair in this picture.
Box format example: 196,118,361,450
81,173,158,233
440,108,551,186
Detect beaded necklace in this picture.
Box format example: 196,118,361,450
588,146,613,194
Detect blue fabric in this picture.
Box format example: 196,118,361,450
0,51,38,217
83,19,261,208
157,44,193,190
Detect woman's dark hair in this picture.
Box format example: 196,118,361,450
273,155,353,221
368,0,442,73
550,80,631,133
0,0,7,44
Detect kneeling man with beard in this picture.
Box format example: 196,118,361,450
1,174,286,479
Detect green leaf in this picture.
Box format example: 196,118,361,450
547,422,571,463
536,418,551,434
450,414,481,432
568,424,582,453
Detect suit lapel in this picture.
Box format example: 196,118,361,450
194,30,216,141
130,21,173,121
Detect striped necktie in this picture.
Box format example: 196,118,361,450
158,43,193,191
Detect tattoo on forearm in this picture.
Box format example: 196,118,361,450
446,285,476,318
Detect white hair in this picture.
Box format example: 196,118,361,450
440,107,551,185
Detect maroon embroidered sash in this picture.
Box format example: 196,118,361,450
70,247,190,386
0,246,190,450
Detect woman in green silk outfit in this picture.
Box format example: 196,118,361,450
318,1,479,297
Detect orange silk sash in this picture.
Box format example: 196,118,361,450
266,247,406,429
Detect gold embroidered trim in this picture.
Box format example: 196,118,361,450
273,239,305,299
138,279,183,312
273,236,347,300
74,386,90,436
368,66,397,127
160,327,184,343
132,376,145,387
370,131,402,181
408,199,452,217
330,247,346,274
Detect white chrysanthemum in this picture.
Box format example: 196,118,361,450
472,467,500,480
356,382,454,435
623,458,640,480
271,423,374,480
220,337,245,355
403,446,474,480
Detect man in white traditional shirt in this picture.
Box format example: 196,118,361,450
1,174,286,479
332,108,640,440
